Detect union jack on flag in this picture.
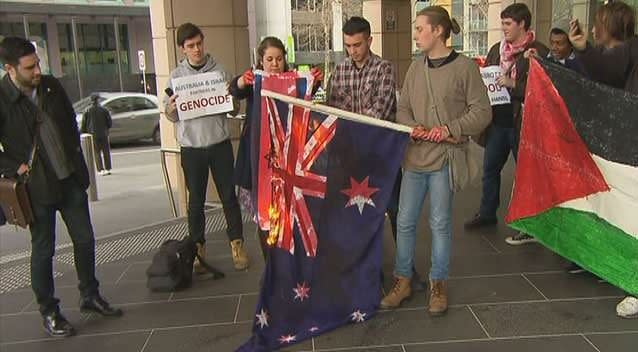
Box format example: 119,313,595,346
264,90,337,257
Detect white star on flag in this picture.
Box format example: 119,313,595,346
278,334,297,344
341,177,379,214
350,310,367,323
293,282,311,302
255,309,269,329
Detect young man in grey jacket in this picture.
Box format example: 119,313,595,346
165,23,249,271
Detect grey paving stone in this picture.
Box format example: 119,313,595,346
143,322,313,352
116,262,152,283
20,281,171,314
313,307,486,350
524,272,625,299
470,298,638,337
0,289,33,314
403,335,597,352
79,295,238,335
172,271,261,300
316,347,403,352
0,310,84,343
0,331,149,352
236,293,259,323
585,332,638,352
385,275,545,310
448,251,565,277
54,262,130,286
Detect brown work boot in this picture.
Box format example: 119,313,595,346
193,242,207,275
380,276,412,309
428,279,448,316
230,239,249,270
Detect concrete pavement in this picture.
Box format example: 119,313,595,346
1,154,636,351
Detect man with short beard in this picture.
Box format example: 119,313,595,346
0,37,122,338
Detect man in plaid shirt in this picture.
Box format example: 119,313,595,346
327,16,425,291
327,17,397,120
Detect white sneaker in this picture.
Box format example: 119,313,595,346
98,170,106,176
616,296,638,319
505,232,538,246
105,170,112,175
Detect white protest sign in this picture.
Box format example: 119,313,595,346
172,72,234,121
480,66,511,106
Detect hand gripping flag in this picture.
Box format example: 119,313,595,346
239,72,409,351
507,58,638,295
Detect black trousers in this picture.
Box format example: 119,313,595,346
29,177,99,316
180,140,243,244
94,138,112,171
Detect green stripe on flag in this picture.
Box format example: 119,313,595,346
511,207,638,295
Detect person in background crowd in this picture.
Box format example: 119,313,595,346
81,94,113,176
165,23,249,272
326,16,426,292
381,6,491,316
229,36,322,260
547,27,585,74
464,3,548,247
569,0,638,320
539,27,587,276
0,37,122,338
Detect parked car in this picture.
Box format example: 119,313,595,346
74,92,161,144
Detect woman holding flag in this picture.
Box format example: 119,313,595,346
380,6,491,316
569,0,638,320
229,37,322,261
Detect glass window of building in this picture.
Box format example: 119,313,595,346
0,22,25,38
451,0,464,51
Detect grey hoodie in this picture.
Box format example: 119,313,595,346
166,54,230,148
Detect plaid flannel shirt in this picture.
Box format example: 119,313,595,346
327,54,397,121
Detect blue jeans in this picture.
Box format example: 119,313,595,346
394,166,453,281
479,124,518,220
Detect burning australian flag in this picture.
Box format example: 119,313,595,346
237,71,409,351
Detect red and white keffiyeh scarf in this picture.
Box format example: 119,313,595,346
500,31,535,79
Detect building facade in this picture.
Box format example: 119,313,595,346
0,0,154,102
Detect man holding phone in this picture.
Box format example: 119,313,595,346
165,23,249,272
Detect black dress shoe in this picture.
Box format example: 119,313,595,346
464,213,497,230
80,295,123,317
43,311,75,338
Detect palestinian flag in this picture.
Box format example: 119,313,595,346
506,58,638,295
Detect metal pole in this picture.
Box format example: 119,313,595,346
261,89,413,133
114,17,124,92
80,133,98,201
71,17,84,99
142,69,147,94
160,149,179,218
22,15,30,39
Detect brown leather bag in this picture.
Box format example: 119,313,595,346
0,178,33,228
0,129,38,229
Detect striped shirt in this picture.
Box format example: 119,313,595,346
327,53,397,121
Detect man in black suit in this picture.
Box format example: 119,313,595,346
0,37,122,338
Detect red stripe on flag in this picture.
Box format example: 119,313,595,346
505,59,609,223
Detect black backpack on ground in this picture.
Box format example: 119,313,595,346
146,237,225,292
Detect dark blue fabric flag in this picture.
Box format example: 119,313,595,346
239,72,409,351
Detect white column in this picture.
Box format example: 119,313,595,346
255,0,292,45
332,1,343,52
46,17,63,77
